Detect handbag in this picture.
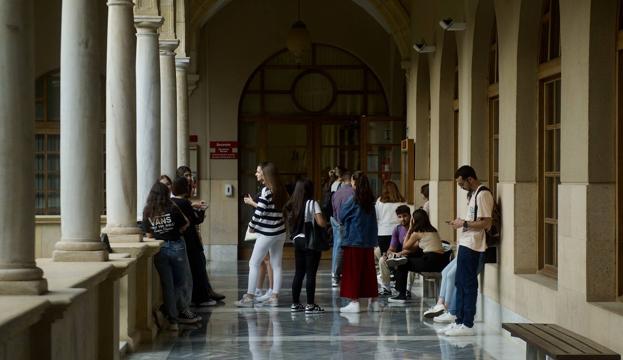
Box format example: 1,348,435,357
244,226,257,241
294,200,329,251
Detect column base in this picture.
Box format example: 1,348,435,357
108,234,143,243
0,278,48,295
52,250,109,262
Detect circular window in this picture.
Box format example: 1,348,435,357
291,70,336,113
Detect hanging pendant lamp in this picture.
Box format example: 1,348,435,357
286,0,311,63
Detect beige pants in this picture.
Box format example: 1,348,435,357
375,247,417,290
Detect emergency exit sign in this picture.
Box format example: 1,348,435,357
209,141,238,159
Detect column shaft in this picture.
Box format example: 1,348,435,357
135,16,163,220
0,0,47,293
105,0,141,241
175,58,190,167
160,40,179,179
53,0,107,261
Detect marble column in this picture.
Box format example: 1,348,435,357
53,0,108,262
104,0,141,242
175,57,190,167
0,0,48,294
159,40,179,179
135,16,163,221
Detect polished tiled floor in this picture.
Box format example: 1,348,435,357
128,259,526,360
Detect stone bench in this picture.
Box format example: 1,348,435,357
502,323,620,360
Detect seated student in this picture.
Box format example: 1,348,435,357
376,205,411,296
388,209,449,303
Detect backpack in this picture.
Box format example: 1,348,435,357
293,200,330,252
473,186,501,247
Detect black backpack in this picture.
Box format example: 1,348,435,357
473,186,501,247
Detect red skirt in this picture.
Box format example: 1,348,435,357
340,246,379,299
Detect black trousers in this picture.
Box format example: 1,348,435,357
291,247,322,304
395,251,448,296
378,235,392,254
184,235,213,303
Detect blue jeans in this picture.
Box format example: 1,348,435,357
154,240,191,323
454,245,483,328
443,251,486,315
330,217,343,278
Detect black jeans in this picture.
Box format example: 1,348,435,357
395,251,449,296
184,235,213,303
291,247,322,304
377,235,392,255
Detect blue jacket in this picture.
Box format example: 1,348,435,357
338,196,378,248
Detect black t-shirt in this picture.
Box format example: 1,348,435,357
143,204,186,241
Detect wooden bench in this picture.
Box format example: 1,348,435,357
502,323,620,360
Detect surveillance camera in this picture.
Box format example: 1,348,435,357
413,42,436,54
439,18,466,31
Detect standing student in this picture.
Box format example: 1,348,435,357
375,181,407,255
236,162,289,307
284,179,328,314
444,166,493,336
330,170,354,287
175,166,225,302
171,176,220,307
338,171,380,313
420,184,430,215
242,164,274,301
143,182,201,330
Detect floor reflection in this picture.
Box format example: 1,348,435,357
128,260,525,360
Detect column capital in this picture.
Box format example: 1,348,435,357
159,39,180,56
175,57,190,70
134,15,163,32
107,0,133,7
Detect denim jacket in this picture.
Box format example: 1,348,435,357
338,196,378,248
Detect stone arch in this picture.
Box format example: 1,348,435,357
467,0,496,183
428,30,458,240
411,53,431,210
188,0,411,72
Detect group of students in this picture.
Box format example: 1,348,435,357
141,166,225,331
236,162,493,337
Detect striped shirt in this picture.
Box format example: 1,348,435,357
249,187,285,236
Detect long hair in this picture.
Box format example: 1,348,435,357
411,209,437,233
283,179,314,231
379,181,405,203
351,171,375,213
259,162,288,210
143,182,172,221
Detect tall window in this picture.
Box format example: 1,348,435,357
35,72,61,215
538,0,561,276
616,0,623,297
488,21,500,197
35,70,106,215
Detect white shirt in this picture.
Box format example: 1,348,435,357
330,180,341,193
459,185,493,252
375,199,407,236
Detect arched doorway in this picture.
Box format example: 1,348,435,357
237,43,405,257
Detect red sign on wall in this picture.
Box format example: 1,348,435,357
209,141,238,159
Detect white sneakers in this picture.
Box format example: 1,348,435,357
444,324,475,336
368,300,380,312
433,311,457,323
235,294,255,308
256,289,273,302
339,301,361,313
423,303,446,318
436,322,476,336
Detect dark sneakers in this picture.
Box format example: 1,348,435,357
291,303,305,312
305,304,325,314
178,309,202,324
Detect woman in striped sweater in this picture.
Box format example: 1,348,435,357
236,162,289,307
